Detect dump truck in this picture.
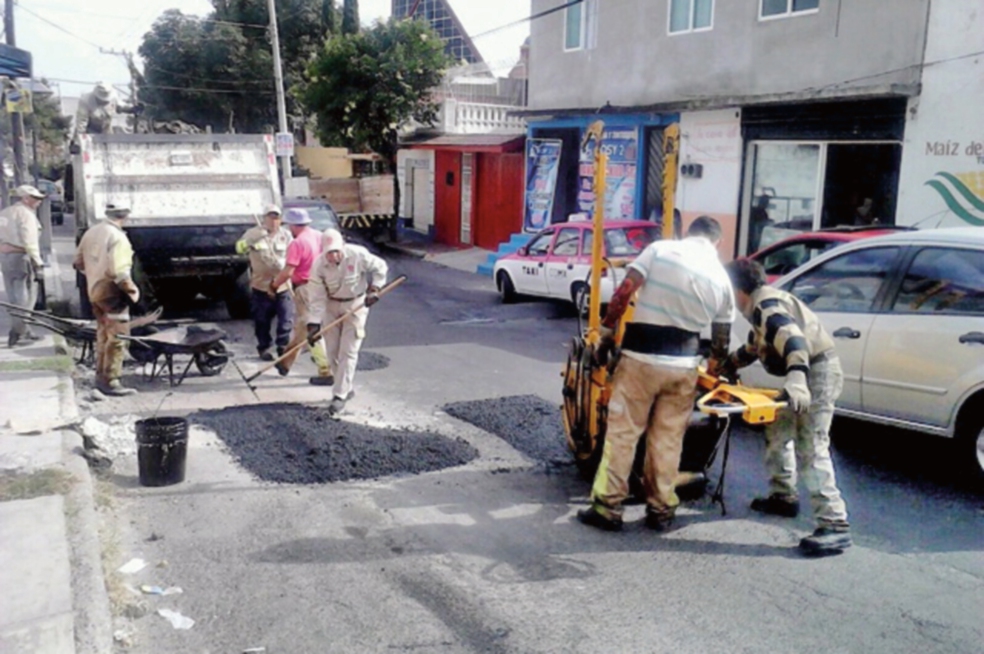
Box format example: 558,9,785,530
306,174,396,242
66,133,281,318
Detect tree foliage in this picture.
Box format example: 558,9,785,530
0,81,72,176
139,1,338,133
341,0,360,35
304,18,451,166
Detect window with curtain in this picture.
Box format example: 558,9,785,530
669,0,714,34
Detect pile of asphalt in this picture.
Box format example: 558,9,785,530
356,351,390,372
443,395,571,468
191,403,478,484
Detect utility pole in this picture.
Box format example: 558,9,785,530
4,0,27,187
267,0,292,184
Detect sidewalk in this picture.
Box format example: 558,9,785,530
382,233,492,276
0,252,113,653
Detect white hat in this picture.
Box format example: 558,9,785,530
15,185,45,200
263,204,282,216
93,82,113,102
105,203,131,217
322,228,345,253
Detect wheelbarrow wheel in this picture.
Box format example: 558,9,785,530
194,342,229,376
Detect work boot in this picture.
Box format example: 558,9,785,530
750,494,800,518
258,349,275,362
576,507,623,532
309,375,335,386
97,380,138,397
7,332,20,348
644,509,675,532
327,396,346,415
799,526,852,555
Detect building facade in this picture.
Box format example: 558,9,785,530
392,0,484,65
524,0,980,257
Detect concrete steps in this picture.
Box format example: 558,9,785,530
476,232,533,277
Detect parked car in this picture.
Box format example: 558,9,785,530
36,179,64,225
283,198,340,232
750,225,914,282
735,227,984,480
493,220,660,308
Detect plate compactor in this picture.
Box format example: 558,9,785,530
561,120,784,510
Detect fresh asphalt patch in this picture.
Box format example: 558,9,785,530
443,395,572,468
191,403,478,484
356,351,390,372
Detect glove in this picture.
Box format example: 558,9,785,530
306,323,322,347
782,370,811,414
118,277,140,305
709,354,739,382
365,292,379,308
594,326,618,368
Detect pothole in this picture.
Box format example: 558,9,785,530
191,403,478,483
443,395,571,467
356,351,390,372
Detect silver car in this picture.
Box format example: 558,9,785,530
734,227,984,480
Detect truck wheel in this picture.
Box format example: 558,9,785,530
225,271,252,320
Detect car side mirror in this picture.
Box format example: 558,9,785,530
518,246,528,256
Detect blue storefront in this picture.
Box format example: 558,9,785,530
524,112,679,232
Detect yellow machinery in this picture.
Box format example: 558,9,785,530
561,120,785,491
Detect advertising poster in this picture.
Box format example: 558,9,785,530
578,126,639,220
523,139,562,232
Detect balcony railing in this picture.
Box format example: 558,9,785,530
441,99,526,135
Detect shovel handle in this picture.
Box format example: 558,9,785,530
245,275,406,383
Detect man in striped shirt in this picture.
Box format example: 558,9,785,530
722,258,851,555
578,216,735,534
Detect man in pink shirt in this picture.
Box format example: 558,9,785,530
270,208,331,383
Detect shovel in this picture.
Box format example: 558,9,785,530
241,275,407,388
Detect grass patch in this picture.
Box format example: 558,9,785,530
0,468,76,501
0,354,74,374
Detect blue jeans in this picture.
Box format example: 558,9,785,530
250,289,294,353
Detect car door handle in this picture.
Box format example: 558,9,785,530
566,264,574,270
538,262,544,268
833,327,861,339
959,331,984,345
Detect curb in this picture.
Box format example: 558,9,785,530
378,242,427,259
62,431,114,654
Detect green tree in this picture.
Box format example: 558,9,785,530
0,81,72,178
304,18,450,164
341,0,359,34
139,1,337,133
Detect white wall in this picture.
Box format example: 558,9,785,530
396,149,436,233
897,0,984,228
677,108,743,258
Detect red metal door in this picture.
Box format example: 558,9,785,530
434,151,462,246
473,152,524,251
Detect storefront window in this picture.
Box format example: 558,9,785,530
746,142,821,253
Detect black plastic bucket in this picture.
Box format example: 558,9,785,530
136,417,188,487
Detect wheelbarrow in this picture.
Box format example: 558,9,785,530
120,325,231,387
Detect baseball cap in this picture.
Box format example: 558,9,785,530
15,185,45,200
322,228,345,253
263,204,282,216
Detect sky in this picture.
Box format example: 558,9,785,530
15,0,531,102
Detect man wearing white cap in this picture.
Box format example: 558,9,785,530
307,228,388,415
236,205,294,361
270,207,332,383
73,204,140,396
0,184,46,347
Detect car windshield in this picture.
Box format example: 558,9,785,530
583,226,660,258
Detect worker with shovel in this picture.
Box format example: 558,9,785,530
73,204,141,396
307,228,388,416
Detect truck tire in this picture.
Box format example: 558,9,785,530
225,271,252,320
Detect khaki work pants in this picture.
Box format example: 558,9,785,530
1,252,37,340
90,281,130,387
764,357,849,528
322,298,368,400
281,284,330,376
591,355,698,519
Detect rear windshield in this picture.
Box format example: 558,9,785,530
584,226,660,258
288,205,338,232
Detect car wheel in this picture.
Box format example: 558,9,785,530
497,271,517,304
958,410,984,483
571,282,589,316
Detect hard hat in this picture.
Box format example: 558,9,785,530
93,82,113,102
322,228,345,253
105,203,132,218
283,208,311,225
15,185,45,199
263,204,282,216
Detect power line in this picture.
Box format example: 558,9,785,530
16,3,105,49
805,48,984,94
470,0,580,41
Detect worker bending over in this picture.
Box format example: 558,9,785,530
579,216,734,533
73,205,140,396
719,259,851,556
307,229,388,416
